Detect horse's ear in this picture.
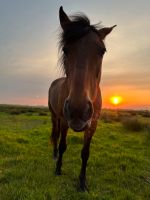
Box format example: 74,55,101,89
59,6,71,31
98,25,117,40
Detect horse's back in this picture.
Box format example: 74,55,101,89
48,77,68,117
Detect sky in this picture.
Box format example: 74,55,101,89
0,0,150,109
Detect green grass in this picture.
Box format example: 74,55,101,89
0,105,150,200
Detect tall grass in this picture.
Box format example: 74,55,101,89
121,117,143,131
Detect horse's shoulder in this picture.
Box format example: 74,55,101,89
50,77,66,88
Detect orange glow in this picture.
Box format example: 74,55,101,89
110,96,123,106
101,85,150,110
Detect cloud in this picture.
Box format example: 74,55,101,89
101,70,150,90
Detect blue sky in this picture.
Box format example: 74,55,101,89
0,0,150,108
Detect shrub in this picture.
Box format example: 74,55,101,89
101,112,112,123
100,110,122,123
142,122,150,134
100,112,116,123
141,111,150,118
122,117,143,131
10,110,21,115
38,112,48,116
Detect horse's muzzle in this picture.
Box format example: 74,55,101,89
63,99,93,131
68,119,91,132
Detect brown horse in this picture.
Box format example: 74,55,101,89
48,6,116,191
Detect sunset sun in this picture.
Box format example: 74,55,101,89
110,96,123,106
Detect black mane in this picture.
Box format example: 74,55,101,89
58,13,102,74
60,13,102,45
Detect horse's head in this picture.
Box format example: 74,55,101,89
59,7,116,131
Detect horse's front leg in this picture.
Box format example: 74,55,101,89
55,120,68,175
79,120,97,191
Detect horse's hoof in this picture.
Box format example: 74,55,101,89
55,169,62,176
53,155,57,160
53,149,58,160
77,182,89,192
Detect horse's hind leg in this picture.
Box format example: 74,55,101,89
55,119,68,175
50,114,60,160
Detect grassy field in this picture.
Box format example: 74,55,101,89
0,105,150,200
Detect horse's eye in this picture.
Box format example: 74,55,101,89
63,47,68,56
98,47,106,56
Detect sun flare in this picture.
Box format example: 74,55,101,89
110,96,123,106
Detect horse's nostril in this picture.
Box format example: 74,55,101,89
85,101,91,113
64,99,93,122
64,99,74,120
64,99,70,118
65,99,69,108
82,101,93,120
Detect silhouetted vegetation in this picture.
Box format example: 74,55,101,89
0,104,49,116
122,117,143,131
